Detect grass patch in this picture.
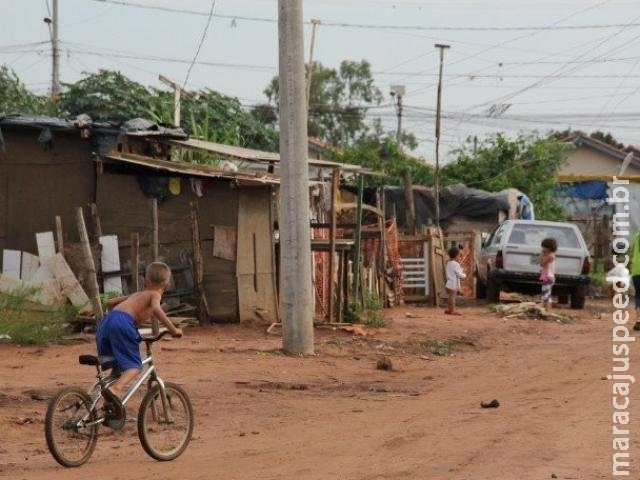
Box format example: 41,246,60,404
589,262,607,287
347,291,390,328
420,339,456,356
0,287,78,345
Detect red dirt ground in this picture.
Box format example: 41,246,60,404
0,298,634,479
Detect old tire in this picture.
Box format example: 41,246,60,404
475,273,487,299
570,286,586,309
486,273,501,304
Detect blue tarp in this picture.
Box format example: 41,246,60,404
555,181,608,200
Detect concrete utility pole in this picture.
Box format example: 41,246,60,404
44,0,60,98
434,43,450,229
305,18,321,110
278,0,314,355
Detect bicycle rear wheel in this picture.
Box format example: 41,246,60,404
45,386,98,467
137,382,193,461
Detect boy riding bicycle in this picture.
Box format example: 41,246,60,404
96,261,182,426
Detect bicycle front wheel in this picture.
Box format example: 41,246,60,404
137,382,193,461
45,386,99,467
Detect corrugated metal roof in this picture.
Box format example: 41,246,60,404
99,153,282,186
166,138,383,175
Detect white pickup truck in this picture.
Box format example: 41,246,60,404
476,220,591,309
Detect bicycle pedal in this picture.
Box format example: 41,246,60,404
103,403,127,431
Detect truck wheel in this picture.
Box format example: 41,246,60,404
486,274,501,304
570,286,586,309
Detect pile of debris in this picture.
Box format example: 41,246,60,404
492,302,572,323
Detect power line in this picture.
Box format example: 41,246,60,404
59,44,640,79
88,0,640,32
183,0,216,90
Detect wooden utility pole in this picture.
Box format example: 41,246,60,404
305,18,321,109
278,0,314,355
159,75,194,128
434,44,450,228
392,85,415,234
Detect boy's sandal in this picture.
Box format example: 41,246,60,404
102,388,126,430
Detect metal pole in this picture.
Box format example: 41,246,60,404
51,0,60,98
278,0,314,354
434,43,450,229
306,19,321,110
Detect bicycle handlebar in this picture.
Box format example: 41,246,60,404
141,329,174,344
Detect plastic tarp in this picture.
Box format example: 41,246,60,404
384,183,510,228
555,181,608,200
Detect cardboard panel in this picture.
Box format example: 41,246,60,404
99,235,123,294
2,250,21,279
20,251,40,281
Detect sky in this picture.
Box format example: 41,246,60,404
3,0,640,161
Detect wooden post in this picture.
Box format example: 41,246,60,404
131,233,139,292
150,199,159,334
337,249,344,323
353,173,364,308
190,201,208,324
151,199,159,261
76,207,104,322
377,187,387,305
54,215,64,257
90,203,102,240
328,168,340,322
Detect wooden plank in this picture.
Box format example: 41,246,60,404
46,252,92,313
191,201,209,324
76,208,103,319
55,216,64,256
99,235,123,294
236,188,278,324
20,252,40,281
212,225,237,261
2,250,21,279
424,227,447,306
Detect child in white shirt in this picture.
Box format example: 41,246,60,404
445,246,466,315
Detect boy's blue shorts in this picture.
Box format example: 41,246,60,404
96,310,142,371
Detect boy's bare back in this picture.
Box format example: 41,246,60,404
112,290,162,325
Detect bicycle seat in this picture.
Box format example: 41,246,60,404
79,355,117,371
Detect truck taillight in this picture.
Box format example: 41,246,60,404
581,257,591,275
495,251,503,269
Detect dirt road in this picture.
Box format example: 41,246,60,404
0,299,632,479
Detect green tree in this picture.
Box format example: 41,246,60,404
329,133,433,188
57,70,153,123
441,133,570,220
0,65,51,114
261,59,383,145
148,88,278,152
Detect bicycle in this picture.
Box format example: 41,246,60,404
44,330,194,467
